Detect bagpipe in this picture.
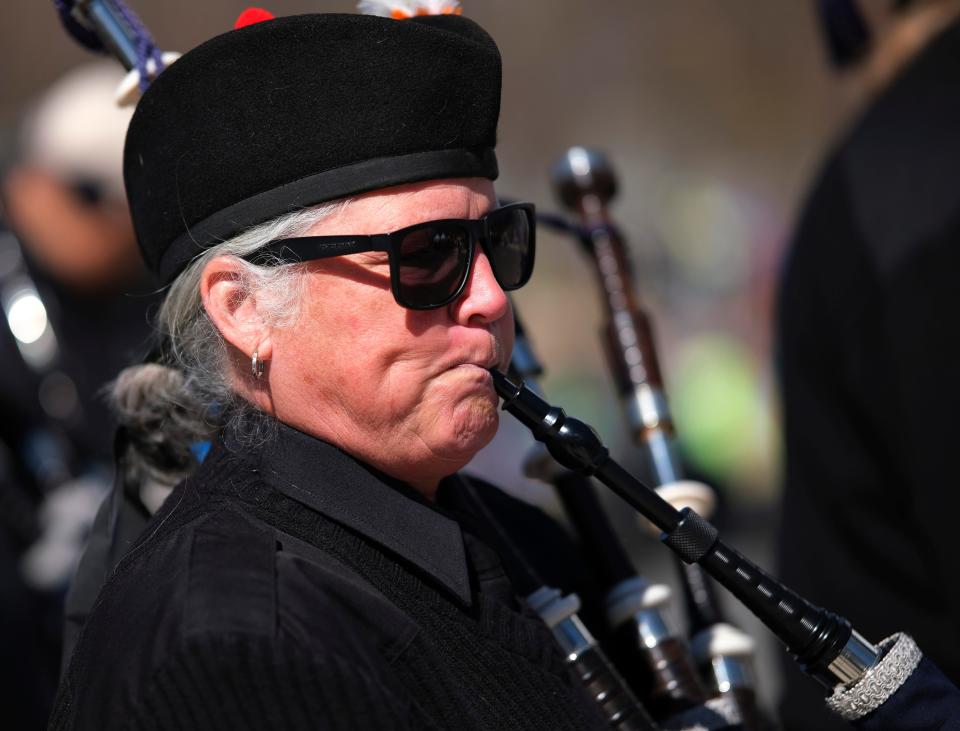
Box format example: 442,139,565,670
51,2,960,729
50,0,179,106
496,146,960,730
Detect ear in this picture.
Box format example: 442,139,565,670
200,256,273,362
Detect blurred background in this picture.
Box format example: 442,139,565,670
1,0,875,723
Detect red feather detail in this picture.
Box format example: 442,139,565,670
234,8,275,30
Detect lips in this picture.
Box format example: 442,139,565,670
446,336,502,371
459,349,501,372
453,361,496,375
471,353,500,369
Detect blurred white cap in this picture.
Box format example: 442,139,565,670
19,61,133,202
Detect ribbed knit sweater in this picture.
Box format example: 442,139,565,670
50,423,608,730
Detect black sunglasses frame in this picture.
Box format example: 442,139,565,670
251,202,536,310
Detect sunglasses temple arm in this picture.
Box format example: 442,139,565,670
252,235,386,262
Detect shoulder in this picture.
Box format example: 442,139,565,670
58,501,416,730
834,23,960,277
60,507,274,697
183,506,278,635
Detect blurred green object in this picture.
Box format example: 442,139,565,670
544,371,621,441
671,333,778,500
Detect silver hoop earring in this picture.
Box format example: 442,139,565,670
251,349,265,379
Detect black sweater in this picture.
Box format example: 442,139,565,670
50,422,608,730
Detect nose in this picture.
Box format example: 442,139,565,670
451,248,510,325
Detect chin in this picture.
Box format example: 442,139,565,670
448,397,500,456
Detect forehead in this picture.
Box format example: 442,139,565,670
306,177,497,236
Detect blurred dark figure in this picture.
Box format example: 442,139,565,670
777,1,960,728
0,61,156,729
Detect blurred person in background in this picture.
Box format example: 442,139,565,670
777,0,960,727
0,60,155,729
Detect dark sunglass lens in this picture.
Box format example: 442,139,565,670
486,208,531,289
69,178,105,207
397,225,470,307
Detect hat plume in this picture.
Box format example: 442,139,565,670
357,0,462,19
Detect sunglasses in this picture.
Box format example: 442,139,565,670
251,202,536,310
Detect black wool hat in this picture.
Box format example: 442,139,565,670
123,12,502,283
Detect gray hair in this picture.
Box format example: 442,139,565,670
112,201,347,496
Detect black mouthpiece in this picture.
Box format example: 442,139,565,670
491,369,610,478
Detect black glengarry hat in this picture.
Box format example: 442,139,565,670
124,11,501,283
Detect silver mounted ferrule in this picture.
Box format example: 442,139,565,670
826,633,921,721
604,576,679,647
640,429,680,487
527,586,594,659
689,623,757,695
623,385,681,485
624,382,670,430
709,655,755,694
828,629,881,686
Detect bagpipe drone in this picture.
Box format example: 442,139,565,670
500,148,960,730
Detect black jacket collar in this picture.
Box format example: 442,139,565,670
225,420,472,605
